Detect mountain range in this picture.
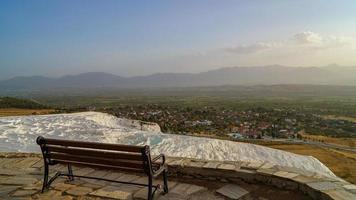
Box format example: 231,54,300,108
1,65,356,90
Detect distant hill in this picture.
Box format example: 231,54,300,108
0,97,47,109
1,65,356,91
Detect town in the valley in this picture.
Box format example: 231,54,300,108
101,104,356,141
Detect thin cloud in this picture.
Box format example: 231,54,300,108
293,31,323,45
225,31,353,54
225,42,279,54
292,31,352,49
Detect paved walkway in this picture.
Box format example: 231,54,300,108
0,153,312,200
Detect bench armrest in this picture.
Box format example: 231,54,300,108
151,154,166,177
152,154,165,164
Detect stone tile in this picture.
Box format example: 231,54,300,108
276,165,314,178
171,183,207,197
64,178,87,186
82,170,110,185
0,196,31,200
157,193,187,200
11,189,38,197
259,162,275,169
169,159,184,166
21,182,42,190
65,186,93,196
49,165,67,173
71,165,82,171
1,158,24,168
81,183,104,190
271,177,299,190
235,168,256,174
333,181,349,188
0,168,24,176
55,177,70,184
273,171,299,179
111,174,140,186
217,164,236,170
27,167,43,176
76,196,103,200
318,176,342,183
164,157,176,164
324,189,356,200
162,181,177,189
238,162,250,168
216,184,249,200
52,182,76,191
31,159,44,168
82,180,107,187
134,176,171,187
133,181,177,200
256,168,277,176
73,167,95,176
292,175,320,184
231,168,257,183
15,158,41,169
246,161,263,169
36,190,73,200
190,191,224,200
0,176,38,186
90,185,140,200
343,184,356,190
0,158,5,164
85,170,109,178
184,184,207,196
132,187,154,200
117,184,142,193
186,161,205,168
102,172,124,180
307,181,339,191
27,174,43,181
0,186,21,196
202,162,220,169
132,177,148,185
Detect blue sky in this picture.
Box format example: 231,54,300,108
1,0,356,79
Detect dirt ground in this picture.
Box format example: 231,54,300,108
0,108,55,117
263,143,356,184
300,133,356,148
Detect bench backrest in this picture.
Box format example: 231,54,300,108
36,136,152,173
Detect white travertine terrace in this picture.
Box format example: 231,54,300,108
0,111,337,179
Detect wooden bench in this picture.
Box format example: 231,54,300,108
36,136,168,200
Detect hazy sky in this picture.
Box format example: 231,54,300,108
1,0,356,79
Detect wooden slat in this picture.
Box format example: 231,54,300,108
49,153,144,169
47,146,143,161
54,160,145,173
43,138,145,153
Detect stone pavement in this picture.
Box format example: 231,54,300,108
0,153,354,200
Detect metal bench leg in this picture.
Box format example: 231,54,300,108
41,160,49,193
67,164,74,181
147,174,153,200
47,171,61,189
163,169,168,194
